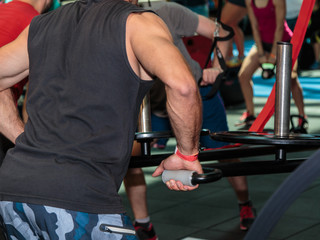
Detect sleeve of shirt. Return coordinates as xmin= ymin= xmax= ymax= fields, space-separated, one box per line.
xmin=161 ymin=2 xmax=199 ymax=37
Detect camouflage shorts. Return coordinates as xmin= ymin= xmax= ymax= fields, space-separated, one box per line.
xmin=0 ymin=201 xmax=137 ymax=240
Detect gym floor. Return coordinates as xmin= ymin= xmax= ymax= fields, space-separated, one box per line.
xmin=120 ymin=69 xmax=320 ymax=240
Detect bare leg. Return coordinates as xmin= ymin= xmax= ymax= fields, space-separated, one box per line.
xmin=124 ymin=167 xmax=149 ymax=219
xmin=221 ymin=2 xmax=247 ymax=59
xmin=124 ymin=142 xmax=158 ymax=238
xmin=238 ymin=46 xmax=260 ymax=116
xmin=228 ymin=175 xmax=249 ymax=202
xmin=219 ymin=158 xmax=255 ymax=231
xmin=219 ymin=158 xmax=249 ymax=202
xmin=124 ymin=141 xmax=149 ymax=220
xmin=291 ymin=61 xmax=306 ymax=117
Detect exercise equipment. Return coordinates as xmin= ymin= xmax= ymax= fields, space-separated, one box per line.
xmin=133 ymin=43 xmax=317 ymax=178
xmin=290 ymin=114 xmax=308 ymax=133
xmin=194 ymin=0 xmax=235 ymax=101
xmin=218 ymin=66 xmax=244 ymax=107
xmin=135 ymin=129 xmax=210 ymax=157
xmin=182 ymin=0 xmax=243 ymax=105
xmin=133 ymin=41 xmax=319 ymax=180
xmin=260 ymin=63 xmax=275 ymax=79
xmin=162 ymin=167 xmax=222 ymax=187
xmin=212 ymin=131 xmax=320 ymax=147
xmin=133 ymin=0 xmax=316 ymax=188
xmin=212 ymin=42 xmax=320 ymax=163
xmin=137 ymin=92 xmax=152 ymax=156
xmin=135 ymin=129 xmax=224 ymax=184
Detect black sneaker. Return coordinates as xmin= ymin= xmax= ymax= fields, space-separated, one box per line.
xmin=134 ymin=222 xmax=158 ymax=240
xmin=290 ymin=115 xmax=308 ymax=134
xmin=239 ymin=200 xmax=256 ymax=231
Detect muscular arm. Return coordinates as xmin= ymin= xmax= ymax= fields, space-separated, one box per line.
xmin=0 ymin=26 xmax=30 ymax=90
xmin=0 ymin=26 xmax=29 ymax=143
xmin=0 ymin=89 xmax=24 ymax=143
xmin=126 ymin=12 xmax=203 ymax=190
xmin=127 ymin=12 xmax=202 ymax=155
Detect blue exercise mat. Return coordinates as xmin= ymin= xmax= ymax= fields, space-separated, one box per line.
xmin=253 ymin=76 xmax=320 ymax=100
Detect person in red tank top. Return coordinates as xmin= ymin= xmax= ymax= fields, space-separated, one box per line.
xmin=0 ymin=0 xmax=53 ymax=162
xmin=236 ymin=0 xmax=308 ymax=133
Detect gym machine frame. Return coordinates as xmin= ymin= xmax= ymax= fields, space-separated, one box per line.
xmin=132 ymin=42 xmax=320 ymax=183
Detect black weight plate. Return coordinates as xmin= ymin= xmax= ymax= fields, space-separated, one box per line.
xmin=211 ymin=131 xmax=320 ymax=146
xmin=135 ymin=129 xmax=210 ymax=141
xmin=135 ymin=131 xmax=173 ymax=141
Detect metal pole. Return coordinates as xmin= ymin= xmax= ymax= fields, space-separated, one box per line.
xmin=274 ymin=42 xmax=292 ymax=161
xmin=138 ymin=93 xmax=152 ymax=156
xmin=274 ymin=42 xmax=292 ymax=137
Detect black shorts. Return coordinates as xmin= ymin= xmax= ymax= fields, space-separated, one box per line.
xmin=228 ymin=0 xmax=246 ymax=8
xmin=262 ymin=42 xmax=273 ymax=53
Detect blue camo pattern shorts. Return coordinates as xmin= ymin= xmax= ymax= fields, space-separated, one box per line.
xmin=0 ymin=201 xmax=137 ymax=240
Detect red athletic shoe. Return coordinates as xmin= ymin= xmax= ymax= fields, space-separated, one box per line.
xmin=239 ymin=111 xmax=250 ymax=121
xmin=239 ymin=201 xmax=256 ymax=231
xmin=134 ymin=222 xmax=158 ymax=240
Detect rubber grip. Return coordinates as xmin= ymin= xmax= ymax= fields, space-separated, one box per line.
xmin=162 ymin=170 xmax=196 ymax=186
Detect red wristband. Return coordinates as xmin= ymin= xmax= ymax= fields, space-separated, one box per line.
xmin=175 ymin=148 xmax=199 ymax=162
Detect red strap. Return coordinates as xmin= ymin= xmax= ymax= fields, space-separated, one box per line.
xmin=175 ymin=148 xmax=199 ymax=162
xmin=204 ymin=143 xmax=242 ymax=151
xmin=249 ymin=0 xmax=315 ymax=133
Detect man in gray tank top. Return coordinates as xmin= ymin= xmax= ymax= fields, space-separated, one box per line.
xmin=0 ymin=0 xmax=202 ymax=238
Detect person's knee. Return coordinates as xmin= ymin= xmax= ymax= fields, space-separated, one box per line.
xmin=291 ymin=71 xmax=298 ymax=80
xmin=238 ymin=72 xmax=248 ymax=85
xmin=124 ymin=168 xmax=146 ymax=187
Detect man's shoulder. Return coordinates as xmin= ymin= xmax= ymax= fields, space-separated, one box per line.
xmin=127 ymin=10 xmax=163 ymax=30
xmin=142 ymin=1 xmax=186 ymax=13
